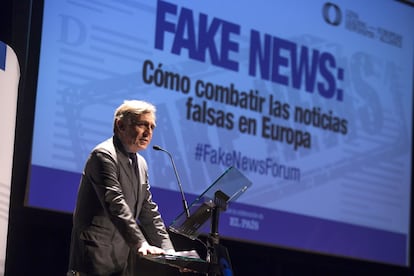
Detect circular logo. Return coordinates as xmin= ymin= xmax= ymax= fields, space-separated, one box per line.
xmin=323 ymin=2 xmax=342 ymax=26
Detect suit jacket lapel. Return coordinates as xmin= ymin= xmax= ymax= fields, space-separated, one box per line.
xmin=117 ymin=151 xmax=140 ymax=210
xmin=118 ymin=153 xmax=135 ymax=184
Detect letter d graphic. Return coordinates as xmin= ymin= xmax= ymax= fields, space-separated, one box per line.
xmin=58 ymin=15 xmax=87 ymax=46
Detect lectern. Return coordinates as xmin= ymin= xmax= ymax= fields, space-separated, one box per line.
xmin=143 ymin=166 xmax=252 ymax=275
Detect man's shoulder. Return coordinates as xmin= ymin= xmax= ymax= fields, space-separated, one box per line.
xmin=136 ymin=153 xmax=148 ymax=168
xmin=94 ymin=137 xmax=115 ymax=150
xmin=93 ymin=137 xmax=117 ymax=155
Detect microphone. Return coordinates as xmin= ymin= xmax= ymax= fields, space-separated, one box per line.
xmin=153 ymin=145 xmax=191 ymax=218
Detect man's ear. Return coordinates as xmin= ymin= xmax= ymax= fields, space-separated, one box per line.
xmin=116 ymin=120 xmax=125 ymax=131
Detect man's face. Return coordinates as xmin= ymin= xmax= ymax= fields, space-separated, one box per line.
xmin=117 ymin=112 xmax=155 ymax=153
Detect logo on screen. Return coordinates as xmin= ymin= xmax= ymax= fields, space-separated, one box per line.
xmin=322 ymin=2 xmax=342 ymax=26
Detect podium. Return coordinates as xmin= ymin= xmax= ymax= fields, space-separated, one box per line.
xmin=144 ymin=166 xmax=252 ymax=275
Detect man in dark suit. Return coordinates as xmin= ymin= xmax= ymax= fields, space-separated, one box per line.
xmin=68 ymin=100 xmax=175 ymax=275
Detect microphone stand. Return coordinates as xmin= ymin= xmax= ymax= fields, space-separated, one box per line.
xmin=153 ymin=145 xmax=190 ymax=218
xmin=206 ymin=190 xmax=231 ymax=276
xmin=153 ymin=146 xmax=233 ymax=275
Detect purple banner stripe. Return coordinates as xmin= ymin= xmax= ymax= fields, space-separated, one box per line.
xmin=218 ymin=204 xmax=407 ymax=266
xmin=27 ymin=165 xmax=407 ymax=266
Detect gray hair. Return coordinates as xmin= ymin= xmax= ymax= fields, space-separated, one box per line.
xmin=113 ymin=100 xmax=156 ymax=132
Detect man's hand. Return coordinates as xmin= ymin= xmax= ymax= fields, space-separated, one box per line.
xmin=137 ymin=241 xmax=165 ymax=256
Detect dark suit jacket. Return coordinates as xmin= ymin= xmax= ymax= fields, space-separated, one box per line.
xmin=68 ymin=136 xmax=173 ymax=275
